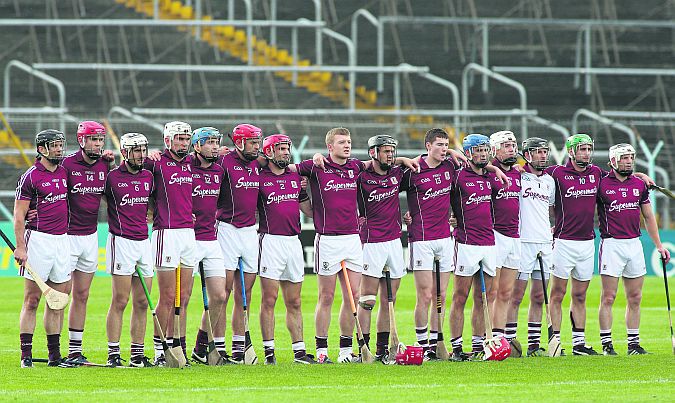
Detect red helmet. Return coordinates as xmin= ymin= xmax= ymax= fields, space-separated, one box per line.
xmin=262 ymin=134 xmax=292 ymax=157
xmin=230 ymin=123 xmax=262 ymax=146
xmin=77 ymin=120 xmax=106 ymax=148
xmin=483 ymin=336 xmax=511 ymax=361
xmin=395 ymin=345 xmax=423 ymax=365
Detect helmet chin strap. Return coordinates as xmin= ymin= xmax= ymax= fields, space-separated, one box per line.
xmin=498 ymin=156 xmax=517 ymax=166
xmin=617 ymin=168 xmax=633 ymax=176
xmin=170 ymin=148 xmax=188 ymax=159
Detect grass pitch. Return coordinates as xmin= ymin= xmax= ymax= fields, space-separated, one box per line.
xmin=1 ymin=275 xmax=673 ymax=402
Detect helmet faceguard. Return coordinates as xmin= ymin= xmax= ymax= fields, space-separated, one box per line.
xmin=230 ymin=123 xmax=262 ymax=161
xmin=191 ymin=127 xmax=222 ymax=163
xmin=565 ymin=134 xmax=594 ymax=168
xmin=609 ymin=143 xmax=636 ymax=176
xmin=35 ymin=129 xmax=66 ymax=164
xmin=163 ymin=121 xmax=192 ymax=159
xmin=262 ymin=134 xmax=292 ymax=168
xmin=521 ymin=137 xmax=550 ymax=171
xmin=463 ymin=134 xmax=490 ymax=169
xmin=490 ymin=130 xmax=518 ymax=166
xmin=367 ymin=134 xmax=398 ymax=170
xmin=77 ymin=121 xmax=106 ymax=160
xmin=120 ymin=132 xmax=149 ymax=170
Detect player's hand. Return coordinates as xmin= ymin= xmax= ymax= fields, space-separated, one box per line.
xmin=25 ymin=209 xmax=37 ymax=223
xmin=219 ymin=145 xmax=230 ymax=156
xmin=399 ymin=157 xmax=420 ymax=172
xmin=313 ymin=153 xmax=327 ymax=170
xmin=403 ymin=211 xmax=412 ymax=225
xmin=495 ymin=168 xmax=510 ymax=186
xmin=634 ymin=172 xmax=656 ymax=187
xmin=300 ymin=177 xmax=308 ymax=190
xmin=358 ymin=216 xmax=366 ymax=227
xmin=513 ymin=164 xmax=525 ymax=173
xmin=101 ymin=149 xmax=115 ymax=162
xmin=447 ymin=149 xmax=468 ymax=166
xmin=658 ymin=246 xmax=671 ymax=264
xmin=14 ymin=246 xmax=27 ymax=266
xmin=192 ymin=214 xmax=196 ymax=224
xmin=449 ymin=216 xmax=457 ymax=227
xmin=148 ymin=149 xmax=162 ymax=161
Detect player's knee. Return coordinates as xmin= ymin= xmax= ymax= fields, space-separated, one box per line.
xmin=497 ymin=286 xmax=512 ymax=302
xmin=210 ymin=289 xmax=227 ymax=306
xmin=23 ymin=295 xmax=40 ymax=312
xmin=132 ymin=296 xmax=148 ymax=311
xmin=601 ymin=290 xmax=616 ymax=306
xmin=261 ymin=292 xmax=278 ymax=309
xmin=571 ymin=289 xmax=587 ymax=304
xmin=285 ymin=296 xmax=302 ymax=313
xmin=72 ymin=287 xmax=90 ymax=304
xmin=358 ymin=294 xmax=377 ymax=311
xmin=626 ymin=290 xmax=642 ymax=307
xmin=318 ymin=291 xmax=335 ymax=306
xmin=112 ymin=295 xmax=130 ymax=312
xmin=530 ymin=289 xmax=544 ymax=305
xmin=452 ymin=291 xmax=468 ymax=307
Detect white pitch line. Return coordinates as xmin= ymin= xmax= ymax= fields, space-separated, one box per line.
xmin=1 ymin=378 xmax=671 ymax=396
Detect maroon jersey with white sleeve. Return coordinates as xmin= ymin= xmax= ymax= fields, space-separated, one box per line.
xmin=105 ymin=164 xmax=154 ymax=241
xmin=597 ymin=171 xmax=650 ymax=239
xmin=143 ymin=150 xmax=193 ymax=230
xmin=258 ymin=167 xmax=308 ymax=236
xmin=191 ymin=158 xmax=223 ymax=241
xmin=15 ymin=160 xmax=69 ymax=235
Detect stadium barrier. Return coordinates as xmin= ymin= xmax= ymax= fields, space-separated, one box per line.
xmin=0 ymin=222 xmax=672 ymax=277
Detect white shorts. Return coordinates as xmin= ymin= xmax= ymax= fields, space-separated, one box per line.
xmin=259 ymin=233 xmax=304 ymax=283
xmin=194 ymin=240 xmax=226 ymax=278
xmin=494 ymin=231 xmax=521 ymax=269
xmin=552 ymin=238 xmax=595 ymax=281
xmin=453 ymin=241 xmax=496 ymax=277
xmin=23 ymin=230 xmax=70 ymax=284
xmin=151 ymin=228 xmax=197 ymax=270
xmin=217 ymin=222 xmax=258 ymax=274
xmin=362 ymin=239 xmax=406 ymax=279
xmin=68 ymin=233 xmax=99 ymax=273
xmin=598 ymin=238 xmax=646 ymax=279
xmin=518 ymin=242 xmax=552 ymax=281
xmin=106 ymin=234 xmax=153 ymax=277
xmin=314 ymin=233 xmax=363 ymax=276
xmin=408 ymin=237 xmax=454 ymax=273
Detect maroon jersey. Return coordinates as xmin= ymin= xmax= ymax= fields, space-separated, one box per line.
xmin=546 ymin=162 xmax=606 ymax=241
xmin=105 ymin=164 xmax=154 ymax=241
xmin=400 ymin=156 xmax=455 ymax=242
xmin=16 ymin=160 xmax=69 ymax=235
xmin=490 ymin=161 xmax=521 ymax=238
xmin=191 ymin=158 xmax=223 ymax=241
xmin=62 ymin=151 xmax=109 ymax=236
xmin=217 ymin=152 xmax=260 ymax=228
xmin=258 ymin=167 xmax=308 ymax=236
xmin=597 ymin=171 xmax=650 ymax=239
xmin=296 ymin=156 xmax=364 ymax=235
xmin=357 ymin=165 xmax=404 ymax=243
xmin=143 ymin=150 xmax=193 ymax=230
xmin=451 ymin=167 xmax=495 ymax=246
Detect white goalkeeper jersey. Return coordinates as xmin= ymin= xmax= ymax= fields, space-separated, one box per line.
xmin=519 ymin=166 xmax=556 ymax=243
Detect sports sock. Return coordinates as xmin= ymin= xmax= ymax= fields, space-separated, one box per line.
xmin=107 ymin=341 xmax=120 ymax=358
xmin=232 ymin=334 xmax=245 ymax=357
xmin=130 ymin=342 xmax=144 ymax=360
xmin=68 ymin=328 xmax=83 ymax=357
xmin=195 ymin=329 xmax=208 ymax=353
xmin=339 ymin=335 xmax=353 ymax=357
xmin=492 ymin=328 xmax=504 ymax=338
xmin=166 ymin=337 xmax=174 ymax=351
xmin=20 ymin=333 xmax=33 ymax=360
xmin=214 ymin=337 xmax=226 ymax=355
xmin=179 ymin=336 xmax=187 ymax=358
xmin=451 ymin=336 xmax=463 ymax=353
xmin=362 ymin=333 xmax=370 ymax=349
xmin=153 ymin=336 xmax=163 ymax=359
xmin=528 ymin=322 xmax=542 ymax=349
xmin=571 ymin=327 xmax=585 ymax=347
xmin=375 ymin=332 xmax=389 ymax=356
xmin=315 ymin=336 xmax=328 ymax=357
xmin=471 ymin=335 xmax=484 ymax=353
xmin=600 ymin=329 xmax=612 ymax=346
xmin=627 ymin=328 xmax=640 ymax=347
xmin=505 ymin=322 xmax=517 ymax=340
xmin=47 ymin=334 xmax=61 ymax=362
xmin=263 ymin=339 xmax=275 ymax=358
xmin=292 ymin=340 xmax=306 ymax=359
xmin=415 ymin=326 xmax=429 ymax=351
xmin=429 ymin=331 xmax=438 ymax=352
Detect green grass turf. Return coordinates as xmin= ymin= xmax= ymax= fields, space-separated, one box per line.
xmin=1 ymin=275 xmax=673 ymax=402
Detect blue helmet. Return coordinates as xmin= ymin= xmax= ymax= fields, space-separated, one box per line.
xmin=191 ymin=127 xmax=222 ymax=147
xmin=462 ymin=134 xmax=490 ymax=154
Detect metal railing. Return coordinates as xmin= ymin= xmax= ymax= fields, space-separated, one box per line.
xmin=3 ymin=60 xmax=67 ymax=132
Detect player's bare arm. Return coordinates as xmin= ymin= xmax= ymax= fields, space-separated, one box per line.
xmin=12 ymin=199 xmax=30 ymax=265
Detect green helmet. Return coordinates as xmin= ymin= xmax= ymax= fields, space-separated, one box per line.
xmin=565 ymin=134 xmax=594 ymax=167
xmin=565 ymin=134 xmax=593 ymax=153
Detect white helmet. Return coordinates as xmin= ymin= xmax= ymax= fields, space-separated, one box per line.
xmin=163 ymin=121 xmax=191 ymax=142
xmin=489 ymin=130 xmax=517 ymax=154
xmin=120 ymin=132 xmax=149 ymax=155
xmin=608 ymin=143 xmax=636 ymax=170
xmin=120 ymin=132 xmax=148 ymax=168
